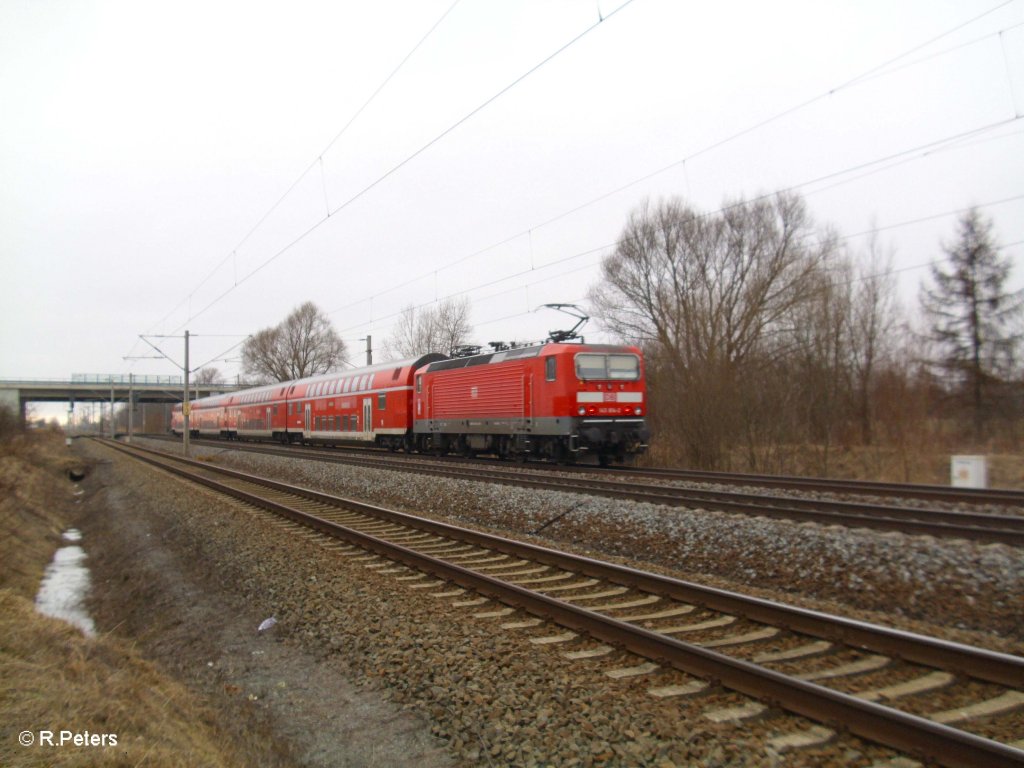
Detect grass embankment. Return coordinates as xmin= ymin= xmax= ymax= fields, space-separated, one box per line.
xmin=760 ymin=444 xmax=1024 ymax=487
xmin=0 ymin=429 xmax=243 ymax=767
xmin=647 ymin=439 xmax=1024 ymax=488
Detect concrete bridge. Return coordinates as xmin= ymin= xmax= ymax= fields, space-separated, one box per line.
xmin=0 ymin=374 xmax=242 ymax=425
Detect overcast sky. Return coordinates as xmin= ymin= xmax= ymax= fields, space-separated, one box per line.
xmin=3 ymin=0 xmax=1023 ymax=421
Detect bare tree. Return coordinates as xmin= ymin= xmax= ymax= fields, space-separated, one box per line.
xmin=849 ymin=230 xmax=900 ymax=444
xmin=242 ymin=302 xmax=348 ymax=383
xmin=385 ymin=297 xmax=472 ymax=358
xmin=789 ymin=257 xmax=852 ymax=474
xmin=193 ymin=366 xmax=223 ymax=385
xmin=590 ymin=192 xmax=833 ymax=468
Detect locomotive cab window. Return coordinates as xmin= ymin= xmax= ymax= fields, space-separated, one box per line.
xmin=545 ymin=356 xmax=557 ymax=382
xmin=608 ymin=354 xmax=640 ymax=380
xmin=575 ymin=353 xmax=640 ymax=381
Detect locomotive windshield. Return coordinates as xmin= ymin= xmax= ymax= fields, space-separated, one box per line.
xmin=575 ymin=353 xmax=640 ymax=381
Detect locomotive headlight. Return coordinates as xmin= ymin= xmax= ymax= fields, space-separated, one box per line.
xmin=635 ymin=407 xmax=643 ymax=416
xmin=577 ymin=406 xmax=586 ymax=415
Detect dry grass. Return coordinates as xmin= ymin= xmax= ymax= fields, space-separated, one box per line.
xmin=0 ymin=429 xmax=245 ymax=768
xmin=647 ymin=432 xmax=1024 ymax=489
xmin=0 ymin=590 xmax=242 ymax=767
xmin=0 ymin=430 xmax=81 ymax=598
xmin=752 ymin=444 xmax=1024 ymax=488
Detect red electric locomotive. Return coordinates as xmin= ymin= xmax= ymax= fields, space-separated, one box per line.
xmin=413 ymin=342 xmax=649 ymax=465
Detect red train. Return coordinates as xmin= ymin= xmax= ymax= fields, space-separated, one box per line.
xmin=171 ymin=342 xmax=649 ymax=465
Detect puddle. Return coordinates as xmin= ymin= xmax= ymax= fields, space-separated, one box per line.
xmin=35 ymin=528 xmax=96 ymax=636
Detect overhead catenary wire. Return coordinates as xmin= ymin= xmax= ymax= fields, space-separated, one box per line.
xmin=332 ymin=187 xmax=1024 ymax=346
xmin=138 ymin=1 xmax=1021 ymax=373
xmin=332 ymin=112 xmax=1023 ymax=338
xmin=131 ymin=0 xmax=463 ymax=353
xmin=190 ymin=337 xmax=252 ymax=375
xmin=163 ymin=0 xmax=639 ymax=337
xmin=174 ymin=111 xmax=1024 ymax=367
xmin=327 ymin=8 xmax=1024 ymax=320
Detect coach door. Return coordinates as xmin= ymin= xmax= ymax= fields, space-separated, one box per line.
xmin=523 ymin=373 xmax=533 ymax=425
xmin=362 ymin=398 xmax=373 ymax=437
xmin=304 ymin=404 xmax=311 ymax=434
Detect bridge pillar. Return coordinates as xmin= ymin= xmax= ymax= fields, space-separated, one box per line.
xmin=0 ymin=388 xmax=24 ymax=426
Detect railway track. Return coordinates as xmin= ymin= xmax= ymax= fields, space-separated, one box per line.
xmin=152 ymin=434 xmax=1024 ymax=507
xmin=159 ymin=436 xmax=1024 ymax=545
xmin=603 ymin=465 xmax=1024 ymax=507
xmin=106 ymin=439 xmax=1024 ymax=768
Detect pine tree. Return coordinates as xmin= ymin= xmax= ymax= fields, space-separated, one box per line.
xmin=919 ymin=209 xmax=1023 ymax=438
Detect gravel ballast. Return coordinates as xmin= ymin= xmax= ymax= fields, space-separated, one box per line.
xmin=78 ymin=439 xmax=1022 ymax=766
xmin=176 ymin=441 xmax=1023 ymax=645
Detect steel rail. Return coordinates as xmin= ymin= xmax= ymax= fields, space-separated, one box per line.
xmin=106 ymin=439 xmax=1024 ymax=768
xmin=179 ymin=437 xmax=1024 ymax=544
xmin=154 ymin=434 xmax=1024 ymax=507
xmin=599 ymin=465 xmax=1024 ymax=507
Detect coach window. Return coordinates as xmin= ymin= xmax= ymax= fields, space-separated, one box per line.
xmin=377 ymin=392 xmax=386 ymax=410
xmin=351 ymin=414 xmax=358 ymax=431
xmin=545 ymin=356 xmax=557 ymax=382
